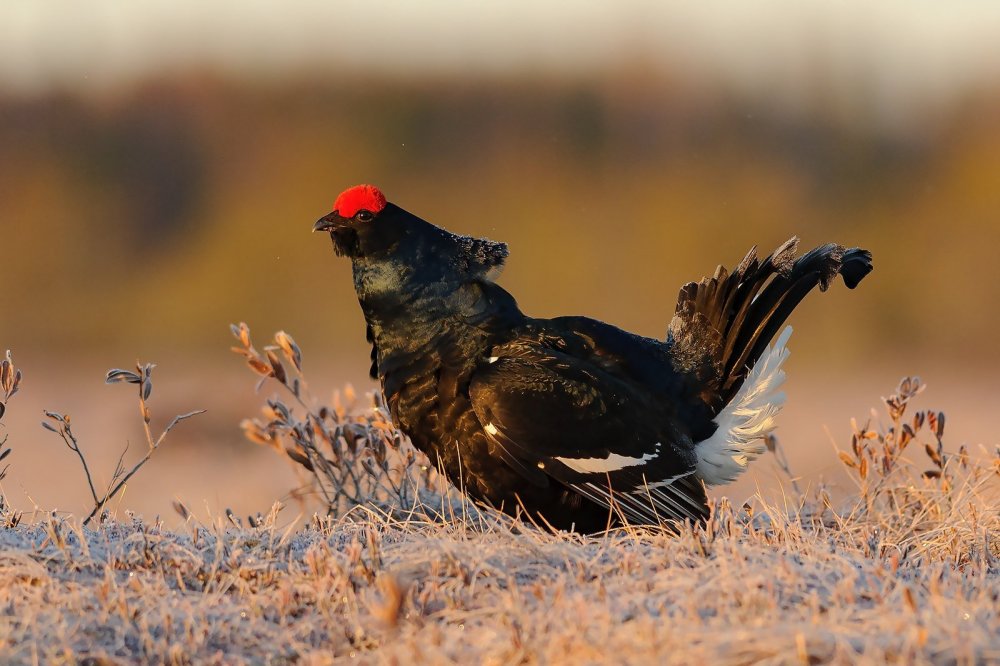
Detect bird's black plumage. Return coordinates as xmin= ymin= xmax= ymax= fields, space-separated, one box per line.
xmin=315 ymin=186 xmax=873 ymax=532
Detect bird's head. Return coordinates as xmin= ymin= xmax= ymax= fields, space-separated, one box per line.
xmin=314 ymin=184 xmax=509 ymax=282
xmin=313 ymin=184 xmax=391 ymax=258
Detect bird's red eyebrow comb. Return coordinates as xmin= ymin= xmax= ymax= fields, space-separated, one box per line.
xmin=334 ymin=185 xmax=387 ymax=218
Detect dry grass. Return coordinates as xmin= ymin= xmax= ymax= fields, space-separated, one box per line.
xmin=0 ymin=489 xmax=997 ymax=664
xmin=0 ymin=372 xmax=998 ymax=664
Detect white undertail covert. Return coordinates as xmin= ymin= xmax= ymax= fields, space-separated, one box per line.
xmin=695 ymin=325 xmax=793 ymax=485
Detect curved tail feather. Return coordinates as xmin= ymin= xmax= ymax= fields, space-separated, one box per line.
xmin=669 ymin=238 xmax=871 ymax=485
xmin=668 ymin=237 xmax=873 ymax=413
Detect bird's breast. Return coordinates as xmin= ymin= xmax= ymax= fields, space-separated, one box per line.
xmin=354 ymin=259 xmax=410 ymax=299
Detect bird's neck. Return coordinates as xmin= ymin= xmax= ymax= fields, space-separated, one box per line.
xmin=351 ymin=257 xmax=524 ymax=371
xmin=353 ymin=257 xmax=451 ymax=338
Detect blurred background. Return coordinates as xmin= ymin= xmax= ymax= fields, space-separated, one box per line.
xmin=1 ymin=1 xmax=998 ymax=523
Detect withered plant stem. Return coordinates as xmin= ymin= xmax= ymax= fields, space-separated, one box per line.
xmin=42 ymin=363 xmax=205 ymax=527
xmin=81 ymin=409 xmax=205 ymax=526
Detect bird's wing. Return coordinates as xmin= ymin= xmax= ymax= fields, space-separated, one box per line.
xmin=468 ymin=340 xmax=707 ymax=524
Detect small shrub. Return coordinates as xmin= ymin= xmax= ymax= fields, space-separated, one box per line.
xmin=824 ymin=376 xmax=1000 ymax=564
xmin=739 ymin=375 xmax=1000 ymax=568
xmin=0 ymin=350 xmax=22 ymax=527
xmin=232 ymin=323 xmax=441 ymax=518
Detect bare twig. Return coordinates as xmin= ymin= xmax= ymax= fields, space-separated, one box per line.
xmin=82 ymin=409 xmax=206 ymax=526
xmin=42 ymin=362 xmax=205 ymax=526
xmin=42 ymin=412 xmax=100 ymax=505
xmin=765 ymin=433 xmax=803 ymax=496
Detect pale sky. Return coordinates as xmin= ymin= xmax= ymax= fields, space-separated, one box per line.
xmin=2 ymin=1 xmax=999 ymax=122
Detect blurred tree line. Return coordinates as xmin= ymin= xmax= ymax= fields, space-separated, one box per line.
xmin=1 ymin=73 xmax=997 ymax=375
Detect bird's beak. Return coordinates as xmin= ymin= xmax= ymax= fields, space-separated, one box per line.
xmin=313 ymin=212 xmax=342 ymax=233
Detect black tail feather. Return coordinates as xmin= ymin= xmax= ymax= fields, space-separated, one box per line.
xmin=840 ymin=247 xmax=875 ymax=289
xmin=669 ymin=237 xmax=873 ymax=411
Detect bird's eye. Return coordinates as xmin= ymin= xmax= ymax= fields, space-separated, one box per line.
xmin=356 ymin=210 xmax=374 ymax=222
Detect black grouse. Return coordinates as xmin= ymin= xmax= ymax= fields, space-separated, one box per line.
xmin=314 ymin=184 xmax=873 ymax=533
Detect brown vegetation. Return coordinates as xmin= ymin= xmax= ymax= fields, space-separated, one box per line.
xmin=0 ymin=350 xmax=22 ymax=527
xmin=232 ymin=322 xmax=438 ymax=516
